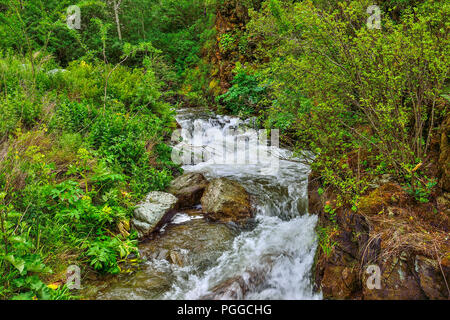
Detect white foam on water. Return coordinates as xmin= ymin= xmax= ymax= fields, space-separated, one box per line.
xmin=165 ymin=215 xmax=321 ymax=300
xmin=162 ymin=110 xmax=322 ymax=300
xmin=171 ymin=213 xmax=203 ymax=225
xmin=95 ymin=110 xmax=321 ymax=300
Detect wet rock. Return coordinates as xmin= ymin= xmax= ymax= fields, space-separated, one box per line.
xmin=169 ymin=251 xmax=184 ymax=267
xmin=201 ymin=269 xmax=268 ymax=300
xmin=362 ymin=254 xmax=426 ymax=300
xmin=307 ymin=176 xmax=323 ymax=215
xmin=415 ymin=255 xmax=449 ymax=300
xmin=167 ymin=172 xmax=209 ymax=208
xmin=140 ymin=218 xmax=235 ymax=271
xmin=131 ymin=192 xmax=178 ymax=239
xmin=200 ymin=255 xmax=276 ymax=300
xmin=83 ymin=264 xmax=175 ymax=300
xmin=201 ymin=178 xmax=252 ymax=223
xmin=321 ymin=265 xmax=359 ymax=299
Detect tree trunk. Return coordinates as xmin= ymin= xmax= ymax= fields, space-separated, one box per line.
xmin=113 ymin=0 xmax=122 ymax=41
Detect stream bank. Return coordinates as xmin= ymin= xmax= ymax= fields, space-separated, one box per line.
xmin=309 ymin=134 xmax=450 ymax=300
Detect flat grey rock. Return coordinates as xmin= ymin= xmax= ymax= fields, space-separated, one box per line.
xmin=131 ymin=191 xmax=178 ymax=239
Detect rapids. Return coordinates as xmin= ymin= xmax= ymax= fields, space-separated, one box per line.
xmin=85 ymin=108 xmax=321 ymax=300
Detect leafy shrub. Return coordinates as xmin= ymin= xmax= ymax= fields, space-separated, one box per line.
xmin=0 ymin=89 xmax=41 ymax=135
xmin=50 ymin=100 xmax=95 ymax=133
xmin=404 ymin=175 xmax=437 ymax=203
xmin=247 ymin=0 xmax=449 ymax=201
xmin=219 ymin=33 xmax=236 ymax=53
xmin=218 ymin=67 xmax=266 ymax=116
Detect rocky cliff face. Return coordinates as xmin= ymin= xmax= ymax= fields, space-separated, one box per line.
xmin=208 ymin=1 xmax=255 ymax=95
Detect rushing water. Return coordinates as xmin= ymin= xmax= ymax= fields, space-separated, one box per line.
xmin=87 ymin=108 xmax=321 ymax=300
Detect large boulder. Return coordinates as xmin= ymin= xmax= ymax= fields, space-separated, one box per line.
xmin=201 ymin=268 xmax=270 ymax=300
xmin=131 ymin=192 xmax=178 ymax=239
xmin=167 ymin=172 xmax=209 ymax=208
xmin=200 ymin=178 xmax=252 ymax=223
xmin=140 ymin=217 xmax=235 ymax=271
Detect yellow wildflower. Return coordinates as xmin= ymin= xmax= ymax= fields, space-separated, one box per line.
xmin=47 ymin=283 xmax=59 ymax=290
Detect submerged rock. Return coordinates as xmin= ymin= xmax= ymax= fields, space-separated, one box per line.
xmin=131 ymin=192 xmax=178 ymax=239
xmin=140 ymin=218 xmax=235 ymax=271
xmin=167 ymin=172 xmax=209 ymax=208
xmin=200 ymin=254 xmax=279 ymax=300
xmin=201 ymin=269 xmax=269 ymax=300
xmin=201 ymin=178 xmax=253 ymax=223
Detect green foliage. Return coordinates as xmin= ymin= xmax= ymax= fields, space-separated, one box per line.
xmin=403 ymin=175 xmax=437 ymax=203
xmin=246 ymin=0 xmax=449 ymax=202
xmin=0 ymin=23 xmax=180 ymax=299
xmin=218 ymin=66 xmax=266 ymax=116
xmin=317 ymin=225 xmax=337 ymax=258
xmin=219 ymin=33 xmax=236 ymax=53
xmin=51 ymin=100 xmax=94 ymax=133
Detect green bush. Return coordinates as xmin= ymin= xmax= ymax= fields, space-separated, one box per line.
xmin=0 ymin=50 xmax=179 ymax=299
xmin=218 ymin=67 xmax=266 ymax=117
xmin=246 ymin=0 xmax=449 ymax=201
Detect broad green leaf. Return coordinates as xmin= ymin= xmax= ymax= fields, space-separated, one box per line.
xmin=5 ymin=255 xmax=26 ymax=273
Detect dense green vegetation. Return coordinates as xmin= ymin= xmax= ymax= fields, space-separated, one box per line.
xmin=0 ymin=0 xmax=448 ymax=300
xmin=0 ymin=0 xmax=218 ymax=299
xmin=245 ymin=0 xmax=449 ymax=202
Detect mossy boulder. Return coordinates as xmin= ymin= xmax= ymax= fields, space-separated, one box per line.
xmin=358 ymin=183 xmax=407 ymax=215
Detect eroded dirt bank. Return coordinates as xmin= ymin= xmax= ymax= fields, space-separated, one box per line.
xmin=310 ymin=118 xmax=450 ymax=299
